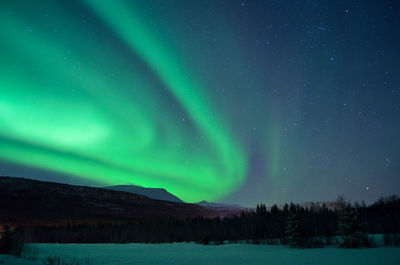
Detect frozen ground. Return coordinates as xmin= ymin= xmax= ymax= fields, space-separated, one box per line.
xmin=1 ymin=243 xmax=399 ymax=265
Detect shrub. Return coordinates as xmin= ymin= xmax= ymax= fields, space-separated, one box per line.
xmin=363 ymin=235 xmax=376 ymax=248
xmin=21 ymin=244 xmax=39 ymax=261
xmin=196 ymin=236 xmax=210 ymax=245
xmin=383 ymin=233 xmax=400 ymax=246
xmin=43 ymin=256 xmax=89 ymax=265
xmin=325 ymin=236 xmax=338 ymax=245
xmin=292 ymin=236 xmax=326 ymax=248
xmin=0 ymin=226 xmax=27 ymax=257
xmin=0 ymin=226 xmax=13 ymax=254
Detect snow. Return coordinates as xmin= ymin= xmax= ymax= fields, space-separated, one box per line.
xmin=1 ymin=243 xmax=399 ymax=265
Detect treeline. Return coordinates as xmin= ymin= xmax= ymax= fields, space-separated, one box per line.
xmin=6 ymin=195 xmax=400 ymax=248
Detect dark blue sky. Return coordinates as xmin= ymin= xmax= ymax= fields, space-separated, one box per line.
xmin=0 ymin=0 xmax=399 ymax=206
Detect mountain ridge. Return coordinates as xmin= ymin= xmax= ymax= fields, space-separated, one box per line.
xmin=104 ymin=185 xmax=184 ymax=203
xmin=0 ymin=176 xmax=216 ymax=225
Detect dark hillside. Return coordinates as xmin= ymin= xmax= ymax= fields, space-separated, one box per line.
xmin=0 ymin=177 xmax=214 ymax=225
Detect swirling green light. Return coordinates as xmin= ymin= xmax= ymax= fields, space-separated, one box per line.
xmin=0 ymin=1 xmax=247 ymax=202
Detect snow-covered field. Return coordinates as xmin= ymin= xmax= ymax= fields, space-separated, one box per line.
xmin=1 ymin=243 xmax=399 ymax=265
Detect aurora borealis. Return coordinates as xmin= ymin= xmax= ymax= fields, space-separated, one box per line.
xmin=1 ymin=1 xmax=399 ymax=206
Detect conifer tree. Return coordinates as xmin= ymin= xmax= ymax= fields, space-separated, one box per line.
xmin=0 ymin=225 xmax=13 ymax=254
xmin=338 ymin=207 xmax=368 ymax=248
xmin=286 ymin=208 xmax=300 ymax=247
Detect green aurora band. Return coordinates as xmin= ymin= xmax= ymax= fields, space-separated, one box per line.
xmin=0 ymin=1 xmax=247 ymax=202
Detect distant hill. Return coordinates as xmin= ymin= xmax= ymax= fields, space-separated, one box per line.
xmin=196 ymin=200 xmax=244 ymax=217
xmin=105 ymin=185 xmax=183 ymax=203
xmin=0 ymin=177 xmax=215 ymax=225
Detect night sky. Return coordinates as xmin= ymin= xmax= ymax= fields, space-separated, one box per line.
xmin=0 ymin=0 xmax=399 ymax=206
